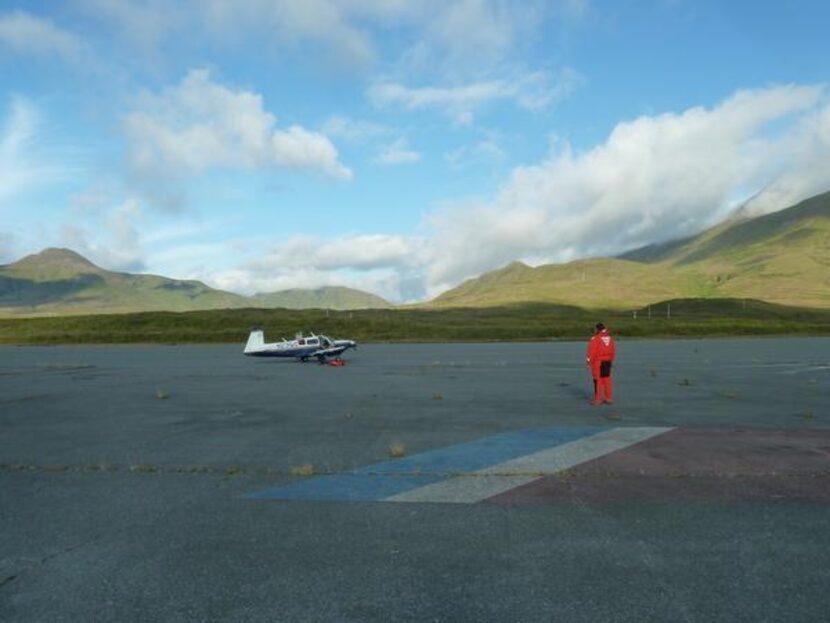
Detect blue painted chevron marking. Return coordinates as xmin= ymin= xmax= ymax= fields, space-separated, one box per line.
xmin=247 ymin=426 xmax=609 ymax=502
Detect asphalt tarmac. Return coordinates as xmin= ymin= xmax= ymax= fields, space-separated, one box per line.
xmin=1 ymin=338 xmax=829 ymax=621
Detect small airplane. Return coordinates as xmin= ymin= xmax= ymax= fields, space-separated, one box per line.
xmin=244 ymin=329 xmax=357 ymax=363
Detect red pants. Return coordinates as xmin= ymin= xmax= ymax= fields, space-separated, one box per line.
xmin=591 ymin=363 xmax=613 ymax=402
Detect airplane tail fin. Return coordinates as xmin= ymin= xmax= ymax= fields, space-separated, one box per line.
xmin=244 ymin=328 xmax=265 ymax=354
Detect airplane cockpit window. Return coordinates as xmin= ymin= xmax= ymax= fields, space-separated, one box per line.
xmin=308 ymin=338 xmax=319 ymax=346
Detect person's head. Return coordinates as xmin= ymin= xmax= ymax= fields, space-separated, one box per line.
xmin=594 ymin=322 xmax=605 ymax=333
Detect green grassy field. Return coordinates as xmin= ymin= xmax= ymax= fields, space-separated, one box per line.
xmin=1 ymin=299 xmax=829 ymax=345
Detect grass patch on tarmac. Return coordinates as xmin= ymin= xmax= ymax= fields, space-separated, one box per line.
xmin=1 ymin=298 xmax=830 ymax=344
xmin=289 ymin=464 xmax=315 ymax=477
xmin=388 ymin=442 xmax=407 ymax=458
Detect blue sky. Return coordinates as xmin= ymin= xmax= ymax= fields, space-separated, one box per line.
xmin=1 ymin=0 xmax=829 ymax=302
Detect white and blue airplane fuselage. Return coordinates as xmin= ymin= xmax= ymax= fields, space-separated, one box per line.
xmin=244 ymin=330 xmax=356 ymax=362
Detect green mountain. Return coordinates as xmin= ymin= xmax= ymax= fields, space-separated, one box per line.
xmin=0 ymin=248 xmax=249 ymax=316
xmin=428 ymin=190 xmax=830 ymax=309
xmin=251 ymin=286 xmax=392 ymax=310
xmin=5 ymin=189 xmax=828 ymax=316
xmin=427 ymin=257 xmax=683 ymax=309
xmin=624 ymin=190 xmax=830 ymax=307
xmin=0 ymin=248 xmax=390 ymax=316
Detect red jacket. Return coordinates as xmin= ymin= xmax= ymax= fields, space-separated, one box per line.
xmin=586 ymin=329 xmax=616 ymax=366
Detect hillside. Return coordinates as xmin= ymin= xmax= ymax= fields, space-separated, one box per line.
xmin=429 ymin=190 xmax=830 ymax=309
xmin=4 ymin=189 xmax=829 ymax=316
xmin=0 ymin=249 xmax=390 ymax=316
xmin=251 ymin=286 xmax=391 ymax=310
xmin=625 ymin=190 xmax=830 ymax=307
xmin=428 ymin=259 xmax=680 ymax=309
xmin=0 ymin=248 xmax=249 ymax=316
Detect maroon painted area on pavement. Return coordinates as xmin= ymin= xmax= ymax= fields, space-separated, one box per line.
xmin=489 ymin=428 xmax=830 ymax=505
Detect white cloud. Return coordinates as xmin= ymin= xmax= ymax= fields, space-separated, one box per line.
xmin=199 ymin=0 xmax=548 ymax=74
xmin=125 ymin=69 xmax=352 ymax=181
xmin=147 ymin=241 xmax=239 ymax=279
xmin=445 ymin=140 xmax=505 ymax=169
xmin=209 ymin=265 xmax=404 ymax=302
xmin=739 ymin=101 xmax=830 ymax=216
xmin=0 ymin=97 xmax=71 ymax=201
xmin=210 ymin=84 xmax=830 ymax=302
xmin=204 ymin=233 xmax=428 ymax=300
xmin=374 ymin=138 xmax=421 ymax=165
xmin=397 ymin=1 xmax=537 ymax=77
xmin=0 ymin=10 xmax=89 ymax=62
xmin=367 ymin=68 xmax=584 ymax=117
xmin=59 ymin=0 xmax=553 ymax=77
xmin=0 ymin=98 xmax=38 ymax=200
xmin=376 ymin=0 xmax=568 ymax=83
xmin=202 ymin=0 xmax=375 ymax=69
xmin=198 ymin=1 xmax=576 ymax=84
xmin=252 ymin=234 xmax=425 ymax=272
xmin=74 ymin=0 xmax=178 ymax=67
xmin=422 ymin=84 xmax=828 ymax=294
xmin=369 ymin=81 xmax=506 ymax=109
xmin=60 ymin=198 xmax=146 ymax=272
xmin=322 ymin=116 xmax=421 ymax=167
xmin=141 ymin=220 xmax=229 ymax=246
xmin=354 ymin=1 xmax=583 ymax=126
xmin=321 ymin=115 xmax=391 ymax=143
xmin=57 ymin=81 xmax=824 ymax=305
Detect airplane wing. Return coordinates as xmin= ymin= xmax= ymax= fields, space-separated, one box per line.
xmin=311 ymin=346 xmax=347 ymax=358
xmin=310 ymin=339 xmax=356 ymax=359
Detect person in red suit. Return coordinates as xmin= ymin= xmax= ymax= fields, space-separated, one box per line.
xmin=586 ymin=322 xmax=616 ymax=405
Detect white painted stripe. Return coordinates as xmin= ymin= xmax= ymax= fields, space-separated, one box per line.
xmin=386 ymin=426 xmax=673 ymax=504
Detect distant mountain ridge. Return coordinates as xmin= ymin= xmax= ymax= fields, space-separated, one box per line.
xmin=11 ymin=248 xmax=101 ymax=275
xmin=4 ymin=189 xmax=829 ymax=316
xmin=251 ymin=286 xmax=391 ymax=310
xmin=0 ymin=249 xmax=391 ymax=316
xmin=428 ymin=190 xmax=830 ymax=309
xmin=620 ymin=190 xmax=830 ymax=265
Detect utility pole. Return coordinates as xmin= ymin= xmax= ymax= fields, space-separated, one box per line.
xmin=667 ymin=303 xmax=671 ymax=319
